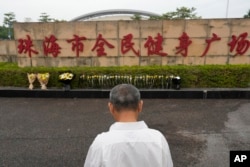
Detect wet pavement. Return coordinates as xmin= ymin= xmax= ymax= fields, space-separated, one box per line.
xmin=0 ymin=98 xmax=250 ymax=167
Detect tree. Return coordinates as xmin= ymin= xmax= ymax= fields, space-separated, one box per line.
xmin=38 ymin=13 xmax=65 ymax=22
xmin=0 ymin=26 xmax=9 ymax=39
xmin=149 ymin=7 xmax=201 ymax=20
xmin=131 ymin=14 xmax=142 ymax=20
xmin=243 ymin=9 xmax=250 ymax=18
xmin=3 ymin=12 xmax=16 ymax=39
xmin=38 ymin=12 xmax=53 ymax=22
xmin=53 ymin=19 xmax=67 ymax=22
xmin=3 ymin=12 xmax=16 ymax=27
xmin=148 ymin=15 xmax=163 ymax=20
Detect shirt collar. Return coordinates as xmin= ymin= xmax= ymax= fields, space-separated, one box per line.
xmin=109 ymin=121 xmax=148 ymax=131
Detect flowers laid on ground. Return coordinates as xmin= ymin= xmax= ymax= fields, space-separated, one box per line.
xmin=59 ymin=72 xmax=75 ymax=90
xmin=171 ymin=76 xmax=181 ymax=90
xmin=27 ymin=73 xmax=37 ymax=90
xmin=79 ymin=74 xmax=133 ymax=88
xmin=59 ymin=72 xmax=74 ymax=81
xmin=79 ymin=74 xmax=181 ymax=89
xmin=26 ymin=72 xmax=180 ymax=90
xmin=37 ymin=73 xmax=50 ymax=90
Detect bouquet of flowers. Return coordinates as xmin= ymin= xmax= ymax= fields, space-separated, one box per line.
xmin=27 ymin=73 xmax=37 ymax=90
xmin=59 ymin=72 xmax=74 ymax=90
xmin=37 ymin=73 xmax=50 ymax=90
xmin=165 ymin=75 xmax=181 ymax=89
xmin=171 ymin=76 xmax=181 ymax=90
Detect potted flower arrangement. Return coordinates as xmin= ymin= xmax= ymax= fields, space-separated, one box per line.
xmin=37 ymin=73 xmax=50 ymax=90
xmin=59 ymin=72 xmax=75 ymax=90
xmin=27 ymin=73 xmax=37 ymax=90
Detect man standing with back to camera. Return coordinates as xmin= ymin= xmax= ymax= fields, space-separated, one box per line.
xmin=84 ymin=84 xmax=173 ymax=167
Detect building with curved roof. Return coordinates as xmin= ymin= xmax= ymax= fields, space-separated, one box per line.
xmin=71 ymin=9 xmax=160 ymax=21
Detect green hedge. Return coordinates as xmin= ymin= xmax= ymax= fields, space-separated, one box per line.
xmin=0 ymin=62 xmax=250 ymax=89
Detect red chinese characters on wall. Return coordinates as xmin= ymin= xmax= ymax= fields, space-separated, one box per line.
xmin=121 ymin=34 xmax=140 ymax=56
xmin=67 ymin=35 xmax=87 ymax=57
xmin=176 ymin=32 xmax=192 ymax=57
xmin=17 ymin=31 xmax=250 ymax=58
xmin=144 ymin=33 xmax=167 ymax=56
xmin=228 ymin=32 xmax=250 ymax=56
xmin=91 ymin=34 xmax=115 ymax=56
xmin=17 ymin=35 xmax=38 ymax=57
xmin=201 ymin=33 xmax=221 ymax=57
xmin=43 ymin=35 xmax=61 ymax=57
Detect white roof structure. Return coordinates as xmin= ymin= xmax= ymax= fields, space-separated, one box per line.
xmin=71 ymin=9 xmax=160 ymax=21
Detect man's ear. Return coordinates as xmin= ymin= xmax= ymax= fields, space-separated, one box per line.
xmin=108 ymin=102 xmax=118 ymax=120
xmin=138 ymin=100 xmax=143 ymax=113
xmin=108 ymin=102 xmax=114 ymax=114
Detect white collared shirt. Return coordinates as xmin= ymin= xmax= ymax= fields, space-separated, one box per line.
xmin=84 ymin=121 xmax=173 ymax=167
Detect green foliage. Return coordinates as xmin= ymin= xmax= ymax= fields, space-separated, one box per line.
xmin=131 ymin=14 xmax=142 ymax=20
xmin=171 ymin=7 xmax=201 ymax=19
xmin=38 ymin=13 xmax=53 ymax=22
xmin=149 ymin=7 xmax=201 ymax=20
xmin=0 ymin=26 xmax=10 ymax=39
xmin=0 ymin=63 xmax=250 ymax=89
xmin=2 ymin=12 xmax=16 ymax=39
xmin=38 ymin=13 xmax=65 ymax=22
xmin=3 ymin=12 xmax=16 ymax=27
xmin=148 ymin=16 xmax=163 ymax=20
xmin=243 ymin=9 xmax=250 ymax=18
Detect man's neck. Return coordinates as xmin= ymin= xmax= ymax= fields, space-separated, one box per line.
xmin=115 ymin=110 xmax=138 ymax=122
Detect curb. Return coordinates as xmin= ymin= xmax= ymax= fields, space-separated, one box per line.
xmin=1 ymin=88 xmax=250 ymax=99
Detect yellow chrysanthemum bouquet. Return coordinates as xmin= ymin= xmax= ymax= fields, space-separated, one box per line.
xmin=27 ymin=73 xmax=37 ymax=90
xmin=37 ymin=73 xmax=50 ymax=90
xmin=58 ymin=72 xmax=75 ymax=90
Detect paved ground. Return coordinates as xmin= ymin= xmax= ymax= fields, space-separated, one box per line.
xmin=0 ymin=98 xmax=250 ymax=167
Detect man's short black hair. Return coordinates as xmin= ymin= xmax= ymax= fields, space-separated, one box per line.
xmin=109 ymin=84 xmax=141 ymax=112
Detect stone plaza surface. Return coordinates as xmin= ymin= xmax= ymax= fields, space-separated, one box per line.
xmin=0 ymin=97 xmax=250 ymax=167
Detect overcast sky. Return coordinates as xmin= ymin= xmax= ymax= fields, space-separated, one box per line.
xmin=1 ymin=0 xmax=250 ymax=24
